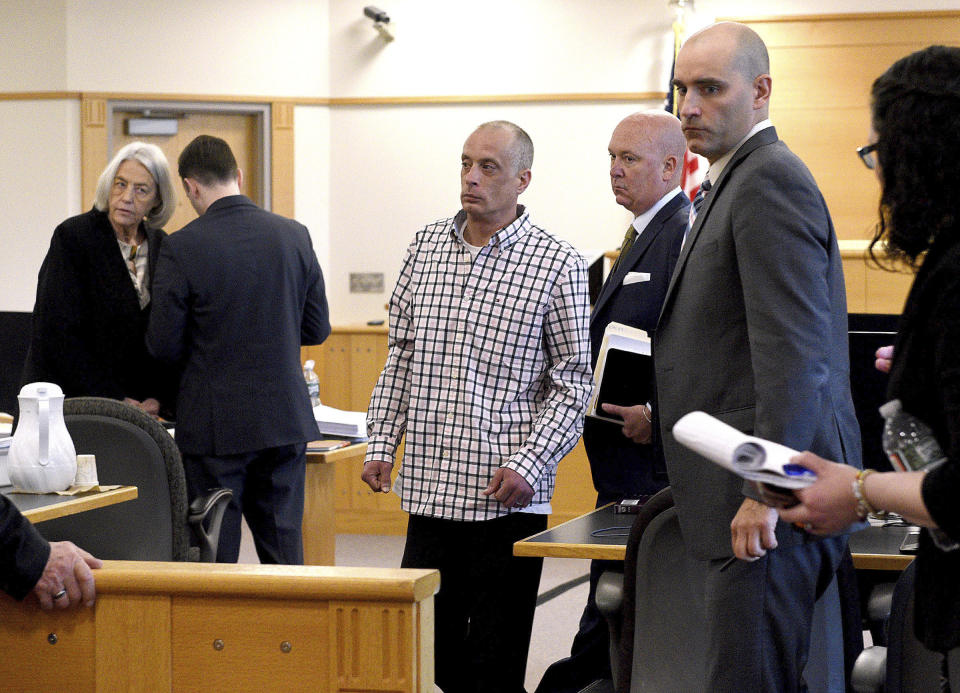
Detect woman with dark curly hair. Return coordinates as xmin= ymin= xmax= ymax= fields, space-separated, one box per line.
xmin=778 ymin=44 xmax=960 ymax=670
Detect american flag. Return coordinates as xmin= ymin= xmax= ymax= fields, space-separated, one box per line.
xmin=664 ymin=13 xmax=706 ymax=201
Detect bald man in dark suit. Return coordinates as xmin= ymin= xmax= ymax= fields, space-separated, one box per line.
xmin=537 ymin=111 xmax=688 ymax=693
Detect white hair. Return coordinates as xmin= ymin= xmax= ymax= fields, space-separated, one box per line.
xmin=93 ymin=142 xmax=177 ymax=230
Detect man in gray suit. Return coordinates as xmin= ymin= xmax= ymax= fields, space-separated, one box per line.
xmin=655 ymin=22 xmax=861 ymax=691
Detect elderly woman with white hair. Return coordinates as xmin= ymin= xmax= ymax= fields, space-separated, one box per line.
xmin=22 ymin=141 xmax=178 ymax=417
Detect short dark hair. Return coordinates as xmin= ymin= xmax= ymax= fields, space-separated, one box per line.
xmin=868 ymin=45 xmax=960 ymax=267
xmin=178 ymin=135 xmax=238 ymax=186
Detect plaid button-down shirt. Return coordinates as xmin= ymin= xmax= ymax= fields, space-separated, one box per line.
xmin=365 ymin=207 xmax=592 ymax=521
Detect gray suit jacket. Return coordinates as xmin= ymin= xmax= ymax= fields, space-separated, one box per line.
xmin=653 ymin=127 xmax=862 ymax=559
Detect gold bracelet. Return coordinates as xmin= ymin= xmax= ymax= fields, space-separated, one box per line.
xmin=851 ymin=469 xmax=888 ymax=520
xmin=640 ymin=405 xmax=652 ymax=423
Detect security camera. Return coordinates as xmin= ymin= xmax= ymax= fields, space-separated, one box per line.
xmin=363 ymin=6 xmax=390 ymax=24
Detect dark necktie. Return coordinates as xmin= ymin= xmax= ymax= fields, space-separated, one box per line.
xmin=610 ymin=225 xmax=638 ymax=275
xmin=692 ymin=177 xmax=712 ymax=218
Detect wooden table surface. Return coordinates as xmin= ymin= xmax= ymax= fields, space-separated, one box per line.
xmin=3 ymin=485 xmax=139 ymax=523
xmin=514 ymin=503 xmax=916 ymax=571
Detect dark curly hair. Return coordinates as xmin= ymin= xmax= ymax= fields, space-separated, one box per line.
xmin=868 ymin=45 xmax=960 ymax=268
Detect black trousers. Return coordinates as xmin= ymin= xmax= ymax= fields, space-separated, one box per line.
xmin=182 ymin=442 xmax=306 ymax=564
xmin=402 ymin=512 xmax=548 ymax=693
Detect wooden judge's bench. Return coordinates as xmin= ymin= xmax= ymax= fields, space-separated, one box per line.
xmin=0 ymin=561 xmax=438 ymax=692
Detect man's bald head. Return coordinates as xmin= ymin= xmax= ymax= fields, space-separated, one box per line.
xmin=672 ymin=22 xmax=773 ymax=162
xmin=618 ymin=111 xmax=687 ymax=186
xmin=608 ymin=110 xmax=686 ymax=216
xmin=686 ymin=22 xmax=769 ymax=82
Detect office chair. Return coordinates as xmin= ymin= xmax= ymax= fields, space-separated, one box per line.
xmin=587 ymin=487 xmax=704 ymax=693
xmin=38 ymin=397 xmax=230 ymax=562
xmin=851 ymin=560 xmax=948 ymax=693
xmin=591 ymin=486 xmax=846 ymax=693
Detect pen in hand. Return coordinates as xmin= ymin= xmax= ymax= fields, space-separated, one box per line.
xmin=719 ymin=556 xmax=738 ymax=572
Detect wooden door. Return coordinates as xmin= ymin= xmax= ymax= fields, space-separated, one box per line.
xmin=111 ymin=110 xmax=261 ymax=233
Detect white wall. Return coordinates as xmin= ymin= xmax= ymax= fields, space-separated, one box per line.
xmin=64 ymin=0 xmax=329 ymax=97
xmin=3 ymin=0 xmax=960 ymax=318
xmin=0 ymin=1 xmax=68 ymax=91
xmin=294 ymin=106 xmax=332 ymax=275
xmin=328 ymin=0 xmax=675 ymax=97
xmin=0 ymin=100 xmax=81 ymax=309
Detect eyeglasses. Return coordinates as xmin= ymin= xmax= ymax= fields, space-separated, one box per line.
xmin=857 ymin=143 xmax=879 ymax=170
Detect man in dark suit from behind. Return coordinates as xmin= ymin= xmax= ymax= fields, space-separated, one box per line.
xmin=537 ymin=110 xmax=689 ymax=693
xmin=147 ymin=135 xmax=330 ymax=564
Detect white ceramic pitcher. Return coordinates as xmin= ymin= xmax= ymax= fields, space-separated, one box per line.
xmin=8 ymin=382 xmax=76 ymax=493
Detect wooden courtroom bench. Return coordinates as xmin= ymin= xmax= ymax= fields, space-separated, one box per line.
xmin=0 ymin=561 xmax=438 ymax=692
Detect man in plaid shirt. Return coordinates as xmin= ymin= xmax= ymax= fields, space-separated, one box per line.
xmin=362 ymin=120 xmax=592 ymax=692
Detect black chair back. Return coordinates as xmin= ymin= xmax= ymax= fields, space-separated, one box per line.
xmin=38 ymin=398 xmax=190 ymax=560
xmin=885 ymin=560 xmax=943 ymax=692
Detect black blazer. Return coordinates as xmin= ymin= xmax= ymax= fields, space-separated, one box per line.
xmin=886 ymin=233 xmax=960 ymax=650
xmin=22 ymin=208 xmax=175 ymax=411
xmin=0 ymin=495 xmax=49 ymax=600
xmin=583 ymin=191 xmax=688 ymax=501
xmin=147 ymin=195 xmax=330 ymax=457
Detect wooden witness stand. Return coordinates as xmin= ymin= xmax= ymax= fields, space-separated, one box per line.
xmin=0 ymin=561 xmax=438 ymax=692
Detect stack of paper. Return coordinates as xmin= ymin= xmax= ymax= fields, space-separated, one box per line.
xmin=672 ymin=411 xmax=815 ymax=489
xmin=314 ymin=404 xmax=367 ymax=439
xmin=587 ymin=322 xmax=652 ymax=424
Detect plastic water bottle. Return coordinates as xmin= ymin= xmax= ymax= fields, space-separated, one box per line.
xmin=303 ymin=360 xmax=321 ymax=408
xmin=879 ymin=399 xmax=957 ymax=551
xmin=879 ymin=399 xmax=946 ymax=473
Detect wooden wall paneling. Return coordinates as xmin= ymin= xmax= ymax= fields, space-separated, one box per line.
xmin=272 ymin=101 xmax=295 ymax=218
xmin=317 ymin=333 xmax=354 ymax=409
xmin=865 ymin=263 xmax=913 ymax=315
xmin=738 ymin=12 xmax=960 ymax=314
xmin=840 ymin=254 xmax=867 ymax=313
xmin=95 ymin=594 xmax=171 ymax=691
xmin=80 ymin=96 xmax=108 ymax=210
xmin=549 ymin=441 xmax=598 ymax=526
xmin=350 ymin=332 xmax=388 ymax=411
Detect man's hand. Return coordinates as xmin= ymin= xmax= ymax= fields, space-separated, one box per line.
xmin=32 ymin=541 xmax=102 ymax=610
xmin=123 ymin=397 xmax=160 ymax=417
xmin=730 ymin=498 xmax=779 ymax=562
xmin=875 ymin=344 xmax=894 ymax=374
xmin=600 ymin=403 xmax=652 ymax=444
xmin=482 ymin=468 xmax=534 ymax=509
xmin=361 ymin=460 xmax=393 ymax=493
